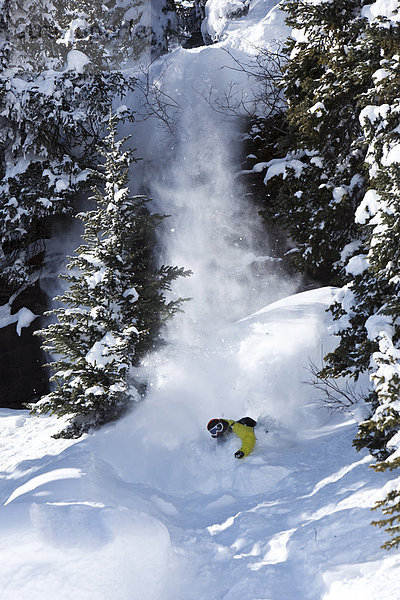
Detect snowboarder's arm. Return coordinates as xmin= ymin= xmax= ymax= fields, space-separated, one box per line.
xmin=230 ymin=421 xmax=256 ymax=457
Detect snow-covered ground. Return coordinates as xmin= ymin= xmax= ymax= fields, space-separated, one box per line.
xmin=1 ymin=287 xmax=399 ymax=600
xmin=2 ymin=1 xmax=400 ymax=598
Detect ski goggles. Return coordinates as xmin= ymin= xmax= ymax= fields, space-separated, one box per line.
xmin=209 ymin=422 xmax=224 ymax=437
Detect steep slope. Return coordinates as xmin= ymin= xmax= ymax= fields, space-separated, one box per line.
xmin=1 ymin=2 xmax=400 ymax=599
xmin=0 ymin=288 xmax=399 ymax=600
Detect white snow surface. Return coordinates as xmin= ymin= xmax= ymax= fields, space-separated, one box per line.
xmin=204 ymin=0 xmax=288 ymax=46
xmin=355 ymin=189 xmax=381 ymax=224
xmin=66 ymin=50 xmax=90 ymax=73
xmin=362 ymin=0 xmax=400 ymax=27
xmin=0 ymin=303 xmax=38 ymax=336
xmin=2 ymin=0 xmax=400 ymax=598
xmin=0 ymin=287 xmax=398 ymax=600
xmin=345 ymin=254 xmax=369 ymax=276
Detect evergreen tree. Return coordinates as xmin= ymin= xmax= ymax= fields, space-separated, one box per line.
xmin=56 ymin=0 xmax=178 ymax=67
xmin=326 ymin=49 xmax=400 ymax=548
xmin=0 ymin=0 xmax=139 ymax=293
xmin=32 ymin=115 xmax=189 ymax=437
xmin=249 ymin=0 xmax=400 ymax=547
xmin=322 ymin=17 xmax=400 ymax=429
xmin=358 ymin=65 xmax=400 ymax=549
xmin=311 ymin=5 xmax=400 ymax=548
xmin=260 ymin=0 xmax=379 ymax=282
xmin=0 ymin=0 xmax=181 ymax=295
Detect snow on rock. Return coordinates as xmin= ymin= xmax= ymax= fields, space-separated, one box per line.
xmin=0 ymin=303 xmax=20 ymax=329
xmin=204 ymin=0 xmax=289 ymax=50
xmin=0 ymin=303 xmax=38 ymax=336
xmin=15 ymin=307 xmax=38 ymax=336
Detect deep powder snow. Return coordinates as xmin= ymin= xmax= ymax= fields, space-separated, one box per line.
xmin=1 ymin=2 xmax=400 ymax=599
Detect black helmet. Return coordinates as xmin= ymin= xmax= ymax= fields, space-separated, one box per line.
xmin=207 ymin=419 xmax=230 ymax=438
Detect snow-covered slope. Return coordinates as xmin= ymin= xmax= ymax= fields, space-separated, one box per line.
xmin=2 ymin=1 xmax=400 ymax=599
xmin=1 ymin=287 xmax=399 ymax=600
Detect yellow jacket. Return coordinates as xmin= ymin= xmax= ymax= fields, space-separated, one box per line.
xmin=227 ymin=419 xmax=256 ymax=457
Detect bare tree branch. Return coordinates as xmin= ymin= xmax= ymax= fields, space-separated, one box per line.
xmin=134 ymin=59 xmax=182 ymax=134
xmin=193 ymin=41 xmax=287 ymax=122
xmin=132 ymin=41 xmax=287 ymax=132
xmin=305 ymin=357 xmax=367 ymax=414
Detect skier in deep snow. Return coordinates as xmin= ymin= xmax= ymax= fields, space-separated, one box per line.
xmin=207 ymin=417 xmax=257 ymax=458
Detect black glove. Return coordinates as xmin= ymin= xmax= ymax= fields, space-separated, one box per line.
xmin=234 ymin=450 xmax=245 ymax=459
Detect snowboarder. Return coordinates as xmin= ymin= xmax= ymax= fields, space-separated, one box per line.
xmin=207 ymin=417 xmax=257 ymax=459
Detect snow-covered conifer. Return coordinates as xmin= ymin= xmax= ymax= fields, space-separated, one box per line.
xmin=261 ymin=0 xmax=378 ymax=281
xmin=32 ymin=115 xmax=189 ymax=437
xmin=310 ymin=4 xmax=400 ymax=547
xmin=0 ymin=0 xmax=138 ymax=292
xmin=57 ymin=0 xmax=179 ymax=66
xmin=252 ymin=1 xmax=400 ymax=547
xmin=323 ymin=18 xmax=400 ymax=427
